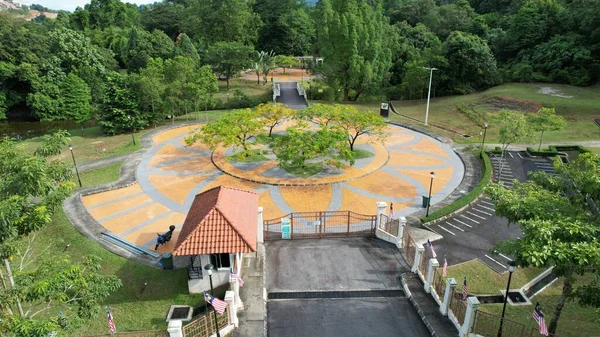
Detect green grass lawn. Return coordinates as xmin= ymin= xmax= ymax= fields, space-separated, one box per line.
xmin=280 ymin=161 xmax=323 ymax=177
xmin=215 ymin=78 xmax=272 ymax=102
xmin=347 ymin=83 xmax=600 ymax=145
xmin=75 ymin=162 xmax=123 ymax=187
xmin=352 ymin=148 xmax=374 ymax=159
xmin=17 ymin=126 xmax=149 ymax=165
xmin=227 ymin=149 xmax=268 ymax=162
xmin=479 ymin=276 xmax=600 ymax=337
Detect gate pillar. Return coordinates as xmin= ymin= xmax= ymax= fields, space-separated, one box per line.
xmin=425 ymin=258 xmax=439 ymax=293
xmin=459 ymin=297 xmax=480 ymax=337
xmin=412 ymin=244 xmax=424 ymax=273
xmin=440 ymin=278 xmax=457 ymax=316
xmin=257 ymin=207 xmax=264 ymax=244
xmin=167 ymin=320 xmax=183 ymax=337
xmin=376 ymin=202 xmax=387 ymax=227
xmin=225 ymin=290 xmax=238 ymax=327
xmin=396 ymin=216 xmax=406 ymax=248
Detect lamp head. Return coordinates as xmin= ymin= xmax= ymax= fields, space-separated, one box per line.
xmin=430 ymin=171 xmax=435 ymax=179
xmin=204 ymin=263 xmax=214 ymax=276
xmin=508 ymin=260 xmax=516 ymax=273
xmin=69 ymin=145 xmax=73 ymax=151
xmin=484 ymin=122 xmax=489 ymax=128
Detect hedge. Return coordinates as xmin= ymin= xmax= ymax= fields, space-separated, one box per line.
xmin=526 ymin=145 xmax=590 ymax=157
xmin=421 ymin=151 xmax=492 ymax=223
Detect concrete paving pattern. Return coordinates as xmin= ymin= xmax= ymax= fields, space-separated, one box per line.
xmin=80 ymin=123 xmax=464 ymax=253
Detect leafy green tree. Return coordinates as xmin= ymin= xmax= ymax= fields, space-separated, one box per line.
xmin=486 ymin=153 xmax=600 ymax=334
xmin=490 ymin=109 xmax=531 ymax=174
xmin=60 ymin=73 xmax=92 ymax=131
xmin=140 ymin=1 xmax=184 ymax=39
xmin=385 ymin=0 xmax=436 ymax=26
xmin=85 ymin=0 xmax=141 ymax=29
xmin=174 ymin=33 xmax=200 ymax=65
xmin=193 ymin=0 xmax=262 ymax=45
xmin=274 ymin=55 xmax=299 ymax=74
xmin=298 ymin=104 xmax=340 ymax=127
xmin=315 ymin=0 xmax=395 ymax=101
xmin=133 ymin=57 xmax=166 ymax=125
xmin=187 ymin=65 xmax=219 ymax=116
xmin=259 ymin=50 xmax=276 ymax=85
xmin=33 ymin=129 xmax=71 ymax=157
xmin=49 ymin=28 xmax=110 ymax=75
xmin=255 ymin=103 xmax=295 ymax=136
xmin=206 ymin=42 xmax=254 ymax=90
xmin=336 ymin=106 xmax=387 ymax=151
xmin=505 ymin=0 xmax=564 ymax=55
xmin=186 ymin=109 xmax=263 ymax=155
xmin=150 ymin=29 xmax=175 ymax=61
xmin=442 ymin=31 xmax=498 ymax=94
xmin=124 ymin=28 xmax=153 ymax=72
xmin=528 ymin=107 xmax=566 ymax=150
xmin=98 ymin=74 xmax=146 ymax=135
xmin=0 ymin=138 xmax=121 ymax=336
xmin=163 ymin=56 xmax=196 ymax=121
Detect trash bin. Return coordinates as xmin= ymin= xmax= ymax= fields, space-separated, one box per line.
xmin=422 ymin=196 xmax=430 ymax=208
xmin=161 ymin=253 xmax=173 ymax=270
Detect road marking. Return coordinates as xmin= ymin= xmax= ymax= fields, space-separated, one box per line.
xmin=460 ymin=215 xmax=480 ymax=224
xmin=517 ymin=152 xmax=523 ymax=158
xmin=473 ymin=208 xmax=493 ymax=216
xmin=437 ymin=225 xmax=456 ymax=236
xmin=499 ymin=172 xmax=514 ymax=177
xmin=508 ymin=152 xmax=514 ymax=158
xmin=445 ymin=221 xmax=465 ymax=232
xmin=480 ymin=200 xmax=495 ymax=206
xmin=479 ymin=205 xmax=495 ymax=211
xmin=453 ymin=218 xmax=473 ymax=228
xmin=466 ymin=211 xmax=486 ymax=220
xmin=498 ymin=253 xmax=512 ymax=261
xmin=485 ymin=254 xmax=507 ymax=269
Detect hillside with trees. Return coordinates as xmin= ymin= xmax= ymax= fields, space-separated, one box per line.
xmin=0 ymin=0 xmax=598 ymax=131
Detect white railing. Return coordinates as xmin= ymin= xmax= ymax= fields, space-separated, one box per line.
xmin=273 ymin=83 xmax=280 ymax=103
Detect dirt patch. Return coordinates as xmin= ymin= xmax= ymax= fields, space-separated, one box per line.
xmin=537 ymin=87 xmax=574 ymax=98
xmin=479 ymin=96 xmax=542 ymax=113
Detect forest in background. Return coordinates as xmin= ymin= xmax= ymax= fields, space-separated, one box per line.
xmin=0 ymin=0 xmax=598 ymax=134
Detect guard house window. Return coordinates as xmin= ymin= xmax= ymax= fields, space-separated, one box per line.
xmin=210 ymin=253 xmax=231 ymax=269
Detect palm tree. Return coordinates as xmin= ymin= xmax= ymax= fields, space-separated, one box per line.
xmin=259 ymin=50 xmax=276 ymax=85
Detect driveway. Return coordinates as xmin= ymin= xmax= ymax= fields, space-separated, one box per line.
xmin=266 ymin=237 xmax=430 ymax=337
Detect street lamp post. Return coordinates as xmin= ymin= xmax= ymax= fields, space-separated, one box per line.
xmin=481 ymin=123 xmax=489 ymax=155
xmin=426 ymin=171 xmax=435 ymax=217
xmin=497 ymin=260 xmax=516 ymax=337
xmin=204 ymin=264 xmax=221 ymax=337
xmin=127 ymin=116 xmax=136 ymax=145
xmin=423 ymin=67 xmax=438 ymax=126
xmin=69 ymin=145 xmax=82 ymax=188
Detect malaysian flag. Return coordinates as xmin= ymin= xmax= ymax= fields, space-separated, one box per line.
xmin=442 ymin=257 xmax=448 ymax=277
xmin=230 ymin=268 xmax=245 ymax=287
xmin=389 ymin=202 xmax=395 ymax=219
xmin=426 ymin=239 xmax=437 ymax=258
xmin=204 ymin=291 xmax=228 ymax=315
xmin=106 ymin=306 xmax=116 ymax=334
xmin=462 ymin=276 xmax=468 ymax=300
xmin=533 ymin=302 xmax=549 ymax=336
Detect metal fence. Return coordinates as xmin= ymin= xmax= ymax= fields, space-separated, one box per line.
xmin=448 ymin=289 xmax=467 ymax=326
xmin=182 ymin=308 xmax=229 ymax=337
xmin=263 ymin=211 xmax=376 ymax=240
xmin=403 ymin=229 xmax=415 ymax=266
xmin=418 ymin=246 xmax=431 ymax=278
xmin=471 ymin=310 xmax=561 ymax=337
xmin=432 ymin=268 xmax=445 ymax=299
xmin=378 ymin=214 xmax=399 ymax=236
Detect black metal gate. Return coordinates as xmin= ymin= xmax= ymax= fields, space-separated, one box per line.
xmin=263 ymin=211 xmax=377 ymax=240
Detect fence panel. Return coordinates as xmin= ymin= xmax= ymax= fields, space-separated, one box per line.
xmin=263 ymin=211 xmax=376 ymax=240
xmin=403 ymin=230 xmax=415 ymax=266
xmin=378 ymin=214 xmax=399 ymax=236
xmin=449 ymin=289 xmax=467 ymax=325
xmin=432 ymin=268 xmax=445 ymax=299
xmin=418 ymin=246 xmax=431 ymax=278
xmin=183 ymin=308 xmax=229 ymax=337
xmin=471 ymin=309 xmax=561 ymax=337
xmin=84 ymin=331 xmax=169 ymax=337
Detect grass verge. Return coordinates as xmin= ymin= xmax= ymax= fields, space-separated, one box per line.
xmin=421 ymin=151 xmax=492 ymax=223
xmin=227 ymin=149 xmax=268 ymax=162
xmin=352 ymin=148 xmax=374 ymax=159
xmin=75 ymin=162 xmax=123 ymax=188
xmin=280 ymin=162 xmax=323 ymax=178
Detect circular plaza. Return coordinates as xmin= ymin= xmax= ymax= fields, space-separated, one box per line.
xmin=81 ymin=123 xmax=464 ymax=253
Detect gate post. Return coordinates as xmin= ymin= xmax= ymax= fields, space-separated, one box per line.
xmin=425 ymin=258 xmax=439 ymax=293
xmin=440 ymin=278 xmax=457 ymax=316
xmin=459 ymin=297 xmax=480 ymax=337
xmin=257 ymin=207 xmax=264 ymax=244
xmin=225 ymin=290 xmax=238 ymax=327
xmin=396 ymin=216 xmax=406 ymax=249
xmin=376 ymin=202 xmax=387 ymax=229
xmin=412 ymin=243 xmax=424 ymax=273
xmin=167 ymin=320 xmax=183 ymax=337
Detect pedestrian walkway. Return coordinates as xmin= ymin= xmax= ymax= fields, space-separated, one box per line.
xmin=232 ymin=244 xmax=265 ymax=337
xmin=275 ymin=82 xmax=307 ymax=110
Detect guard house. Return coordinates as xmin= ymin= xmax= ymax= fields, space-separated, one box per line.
xmin=172 ymin=186 xmax=259 ymax=294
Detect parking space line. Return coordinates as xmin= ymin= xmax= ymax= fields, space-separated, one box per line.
xmin=480 ymin=200 xmax=495 ymax=206
xmin=479 ymin=205 xmax=495 ymax=211
xmin=437 ymin=225 xmax=456 ymax=236
xmin=508 ymin=152 xmax=514 ymax=158
xmin=485 ymin=254 xmax=507 ymax=269
xmin=498 ymin=253 xmax=512 ymax=261
xmin=473 ymin=208 xmax=493 ymax=216
xmin=466 ymin=211 xmax=486 ymax=220
xmin=445 ymin=221 xmax=465 ymax=232
xmin=517 ymin=153 xmax=523 ymax=158
xmin=453 ymin=218 xmax=472 ymax=228
xmin=459 ymin=215 xmax=480 ymax=224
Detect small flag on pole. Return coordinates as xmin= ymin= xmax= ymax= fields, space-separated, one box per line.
xmin=533 ymin=302 xmax=549 ymax=336
xmin=106 ymin=306 xmax=116 ymax=334
xmin=427 ymin=239 xmax=437 ymax=258
xmin=389 ymin=202 xmax=395 ymax=219
xmin=204 ymin=291 xmax=228 ymax=315
xmin=230 ymin=268 xmax=244 ymax=287
xmin=442 ymin=257 xmax=448 ymax=277
xmin=462 ymin=276 xmax=468 ymax=300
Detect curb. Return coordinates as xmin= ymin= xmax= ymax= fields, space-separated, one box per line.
xmin=400 ymin=274 xmax=438 ymax=337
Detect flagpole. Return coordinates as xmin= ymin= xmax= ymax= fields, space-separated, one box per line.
xmin=205 ymin=264 xmax=221 ymax=337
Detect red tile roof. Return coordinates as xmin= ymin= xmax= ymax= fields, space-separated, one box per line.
xmin=172 ymin=186 xmax=259 ymax=256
